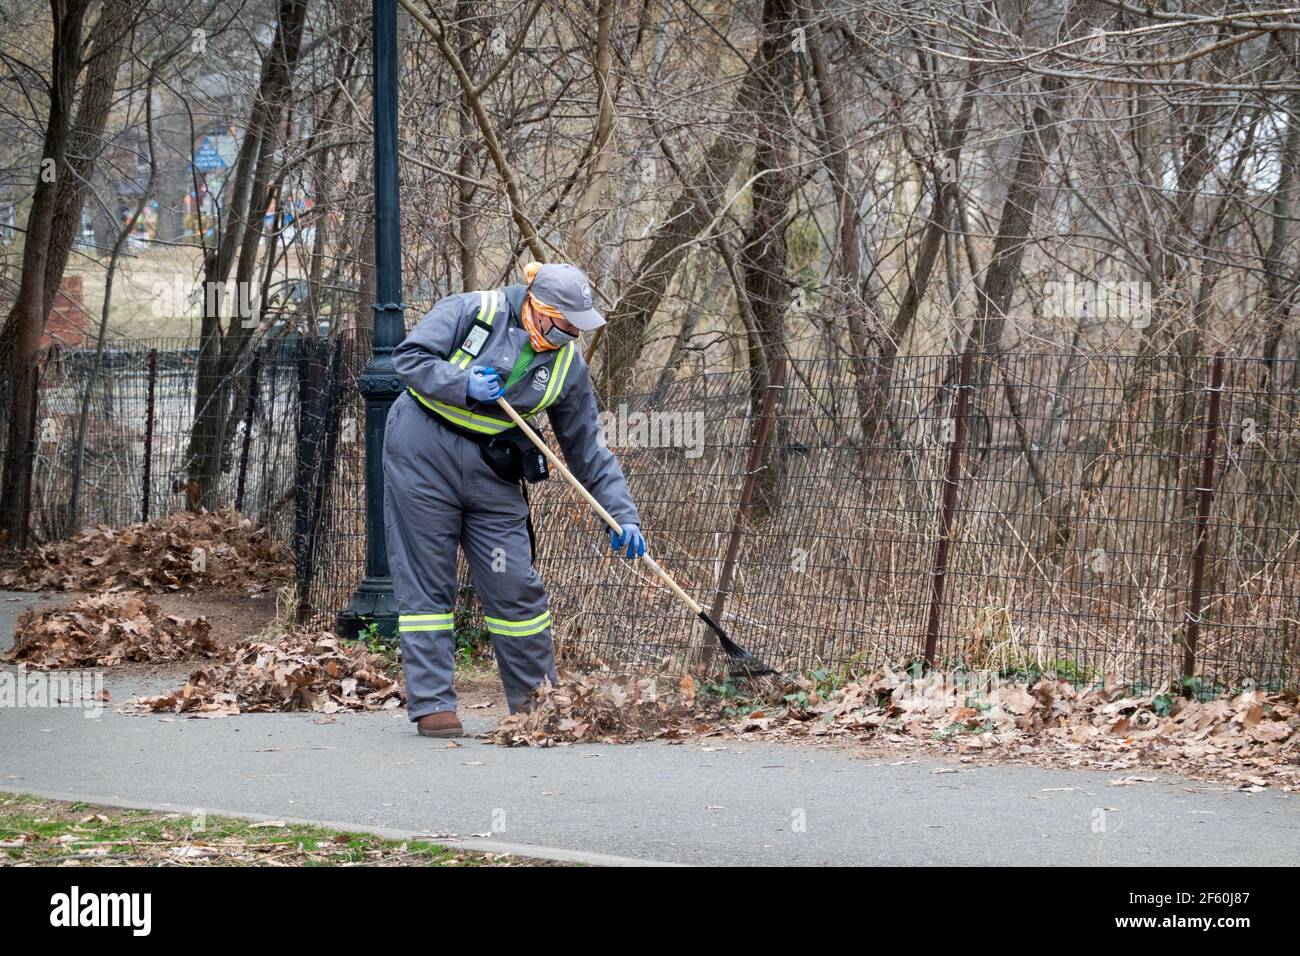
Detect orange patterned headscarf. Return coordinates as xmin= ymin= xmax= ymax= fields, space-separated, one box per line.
xmin=520 ymin=261 xmax=567 ymax=351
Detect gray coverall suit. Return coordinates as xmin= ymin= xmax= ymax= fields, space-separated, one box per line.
xmin=383 ymin=283 xmax=641 ymax=718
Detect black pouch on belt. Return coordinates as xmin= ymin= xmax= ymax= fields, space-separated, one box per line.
xmin=518 ymin=441 xmax=550 ymax=483
xmin=480 ymin=430 xmax=550 ymax=485
xmin=478 ymin=437 xmax=523 ymax=484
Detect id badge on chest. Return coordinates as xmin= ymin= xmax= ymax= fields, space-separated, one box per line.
xmin=461 ymin=324 xmax=489 ymax=358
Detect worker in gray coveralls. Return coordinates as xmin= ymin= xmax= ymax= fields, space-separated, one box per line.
xmin=383 ymin=262 xmax=646 ymax=738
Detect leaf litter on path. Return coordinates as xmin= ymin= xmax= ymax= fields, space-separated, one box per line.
xmin=120 ymin=630 xmax=405 ymax=717
xmin=33 ymin=595 xmax=1282 ymax=794
xmin=492 ymin=670 xmax=705 ymax=747
xmin=0 ymin=508 xmax=291 ymax=596
xmin=734 ymin=665 xmax=1300 ymax=792
xmin=4 ymin=592 xmax=217 ymax=668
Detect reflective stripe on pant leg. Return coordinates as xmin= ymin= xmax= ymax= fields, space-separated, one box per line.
xmin=399 ymin=613 xmax=454 ymax=632
xmin=483 ymin=609 xmax=551 ymax=637
xmin=383 ymin=394 xmax=463 ymax=720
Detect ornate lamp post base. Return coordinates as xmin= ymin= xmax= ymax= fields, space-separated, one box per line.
xmin=335 ymin=574 xmax=399 ymax=639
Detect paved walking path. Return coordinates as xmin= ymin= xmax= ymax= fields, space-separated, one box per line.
xmin=3 ymin=592 xmax=1297 ymax=865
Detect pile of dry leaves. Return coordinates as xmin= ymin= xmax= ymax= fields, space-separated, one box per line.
xmin=0 ymin=509 xmax=291 ymax=595
xmin=740 ymin=666 xmax=1300 ymax=791
xmin=493 ymin=670 xmax=709 ymax=746
xmin=122 ymin=631 xmax=405 ymax=717
xmin=4 ymin=592 xmax=217 ymax=668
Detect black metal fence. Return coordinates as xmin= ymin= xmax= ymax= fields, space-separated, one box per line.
xmin=4 ymin=335 xmax=1298 ymax=692
xmin=1 ymin=337 xmax=301 ymax=543
xmin=537 ymin=351 xmax=1300 ymax=694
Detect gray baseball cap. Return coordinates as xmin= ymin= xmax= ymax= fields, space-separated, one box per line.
xmin=528 ymin=263 xmax=604 ymax=330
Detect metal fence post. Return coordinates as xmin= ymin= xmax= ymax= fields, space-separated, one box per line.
xmin=141 ymin=348 xmax=158 ymax=522
xmin=1183 ymin=352 xmax=1225 ymax=694
xmin=235 ymin=351 xmax=261 ymax=514
xmin=293 ymin=341 xmax=319 ymax=620
xmin=923 ymin=346 xmax=976 ymax=667
xmin=296 ymin=338 xmax=346 ymax=625
xmin=18 ymin=366 xmax=41 ymax=550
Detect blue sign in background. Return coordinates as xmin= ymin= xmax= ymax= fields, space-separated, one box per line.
xmin=191 ymin=137 xmax=225 ymax=171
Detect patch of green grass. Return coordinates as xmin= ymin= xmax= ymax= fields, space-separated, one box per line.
xmin=931 ymin=719 xmax=991 ymax=739
xmin=344 ymin=621 xmax=403 ymax=675
xmin=0 ymin=793 xmax=537 ymax=866
xmin=451 ymin=600 xmax=496 ymax=673
xmin=1042 ymin=656 xmax=1094 ymax=683
xmin=804 ymin=664 xmax=852 ymax=695
xmin=702 ymin=659 xmax=872 ymax=717
xmin=343 ymin=614 xmax=498 ymax=681
xmin=700 ymin=677 xmax=767 ymax=717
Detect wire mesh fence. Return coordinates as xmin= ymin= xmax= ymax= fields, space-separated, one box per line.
xmin=2 ymin=337 xmax=302 ymax=544
xmin=3 ymin=335 xmax=1297 ymax=692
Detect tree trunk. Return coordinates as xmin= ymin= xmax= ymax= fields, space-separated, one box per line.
xmin=969 ymin=1 xmax=1102 ymax=361
xmin=598 ymin=67 xmax=759 ymax=396
xmin=40 ymin=0 xmax=141 ymax=319
xmin=1261 ymin=90 xmax=1300 ymax=383
xmin=866 ymin=49 xmax=981 ymax=441
xmin=453 ymin=0 xmax=479 ymax=289
xmin=0 ymin=0 xmax=92 ymax=548
xmin=739 ymin=0 xmax=797 ymax=521
xmin=804 ymin=11 xmax=887 ymax=472
xmin=186 ymin=0 xmax=311 ymax=510
xmin=69 ymin=77 xmax=159 ymax=533
xmin=569 ymin=0 xmax=615 ymax=266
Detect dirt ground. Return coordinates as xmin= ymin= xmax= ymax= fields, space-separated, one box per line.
xmin=148 ymin=590 xmax=280 ymax=647
xmin=146 ymin=590 xmax=282 ymax=682
xmin=452 ymin=669 xmax=511 ymax=721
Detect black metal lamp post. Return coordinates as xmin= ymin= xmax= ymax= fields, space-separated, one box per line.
xmin=336 ymin=0 xmax=404 ymax=639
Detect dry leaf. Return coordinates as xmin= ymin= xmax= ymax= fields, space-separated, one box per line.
xmin=492 ymin=669 xmax=703 ymax=747
xmin=0 ymin=508 xmax=291 ymax=595
xmin=120 ymin=629 xmax=404 ymax=716
xmin=5 ymin=592 xmax=215 ymax=668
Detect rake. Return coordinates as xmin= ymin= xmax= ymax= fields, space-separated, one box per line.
xmin=495 ymin=396 xmax=785 ymax=694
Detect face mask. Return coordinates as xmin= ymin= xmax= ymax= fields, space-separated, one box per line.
xmin=543 ymin=325 xmax=577 ymax=348
xmin=522 ymin=292 xmax=576 ymax=351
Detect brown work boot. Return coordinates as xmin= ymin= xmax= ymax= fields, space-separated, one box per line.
xmin=417 ymin=711 xmax=464 ymax=738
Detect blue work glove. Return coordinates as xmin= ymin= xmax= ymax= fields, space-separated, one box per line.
xmin=467 ymin=365 xmax=503 ymax=403
xmin=610 ymin=523 xmax=646 ymax=560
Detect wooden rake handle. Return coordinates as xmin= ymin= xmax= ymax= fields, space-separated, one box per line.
xmin=495 ymin=396 xmax=705 ymax=616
